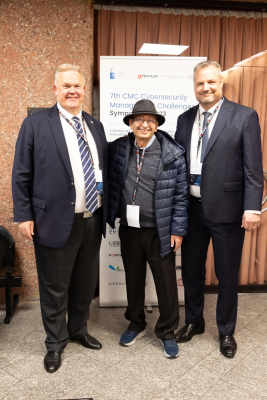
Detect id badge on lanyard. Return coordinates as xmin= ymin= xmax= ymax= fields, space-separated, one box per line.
xmin=190 ymin=163 xmax=202 ymax=186
xmin=126 ymin=145 xmax=145 ymax=228
xmin=95 ymin=170 xmax=103 ymax=195
xmin=126 ymin=205 xmax=140 ymax=228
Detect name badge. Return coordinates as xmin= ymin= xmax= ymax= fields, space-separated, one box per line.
xmin=126 ymin=205 xmax=140 ymax=228
xmin=95 ymin=169 xmax=103 ymax=183
xmin=190 ymin=163 xmax=202 ymax=186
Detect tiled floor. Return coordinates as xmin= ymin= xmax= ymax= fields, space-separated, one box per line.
xmin=0 ymin=293 xmax=267 ymax=400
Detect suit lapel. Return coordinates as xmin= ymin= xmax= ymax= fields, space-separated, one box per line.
xmin=186 ymin=106 xmax=198 ymax=166
xmin=48 ymin=104 xmax=74 ymax=181
xmin=83 ymin=112 xmax=103 ymax=169
xmin=204 ymin=98 xmax=235 ymax=161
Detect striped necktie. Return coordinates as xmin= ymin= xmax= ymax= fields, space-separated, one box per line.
xmin=200 ymin=112 xmax=212 ymax=163
xmin=72 ymin=116 xmax=98 ymax=213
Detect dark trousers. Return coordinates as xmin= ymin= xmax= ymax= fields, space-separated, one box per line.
xmin=34 ymin=209 xmax=102 ymax=352
xmin=119 ymin=225 xmax=179 ymax=340
xmin=182 ymin=196 xmax=245 ymax=336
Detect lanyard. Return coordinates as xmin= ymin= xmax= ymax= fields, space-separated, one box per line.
xmin=132 ymin=145 xmax=146 ymax=205
xmin=196 ymin=97 xmax=224 ymax=162
xmin=58 ymin=109 xmax=95 ymax=168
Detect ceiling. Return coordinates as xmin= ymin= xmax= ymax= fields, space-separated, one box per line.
xmin=94 ymin=0 xmax=267 ymax=12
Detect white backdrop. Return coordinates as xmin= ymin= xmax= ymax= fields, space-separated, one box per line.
xmin=99 ymin=56 xmax=206 ymax=307
xmin=100 ymin=56 xmax=205 ymax=140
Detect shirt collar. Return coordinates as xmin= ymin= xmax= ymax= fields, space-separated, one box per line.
xmin=134 ymin=134 xmax=156 ymax=150
xmin=199 ymin=98 xmax=223 ymax=116
xmin=57 ymin=102 xmax=82 ymax=120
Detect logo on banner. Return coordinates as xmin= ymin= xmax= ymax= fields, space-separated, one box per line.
xmin=109 ymin=265 xmax=119 ymax=271
xmin=109 ymin=265 xmax=123 ymax=272
xmin=110 ymin=68 xmax=115 ymax=79
xmin=138 ymin=74 xmax=158 ymax=79
xmin=109 ymin=254 xmax=121 ymax=257
xmin=109 ymin=241 xmax=120 ymax=247
xmin=109 ymin=226 xmax=117 ymax=235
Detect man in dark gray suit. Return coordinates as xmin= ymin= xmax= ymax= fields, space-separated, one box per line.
xmin=12 ymin=64 xmax=108 ymax=372
xmin=175 ymin=60 xmax=263 ymax=358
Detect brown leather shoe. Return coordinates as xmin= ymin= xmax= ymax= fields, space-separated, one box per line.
xmin=70 ymin=333 xmax=102 ymax=350
xmin=175 ymin=320 xmax=205 ymax=342
xmin=219 ymin=334 xmax=237 ymax=358
xmin=44 ymin=350 xmax=62 ymax=373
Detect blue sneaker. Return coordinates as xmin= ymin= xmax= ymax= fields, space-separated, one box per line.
xmin=160 ymin=339 xmax=179 ymax=358
xmin=120 ymin=330 xmax=146 ymax=346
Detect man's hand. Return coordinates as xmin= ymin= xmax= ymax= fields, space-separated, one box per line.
xmin=171 ymin=235 xmax=183 ymax=252
xmin=18 ymin=221 xmax=34 ymax=241
xmin=241 ymin=212 xmax=261 ymax=231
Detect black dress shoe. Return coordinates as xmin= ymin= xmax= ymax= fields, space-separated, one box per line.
xmin=44 ymin=350 xmax=62 ymax=373
xmin=70 ymin=333 xmax=102 ymax=350
xmin=219 ymin=334 xmax=237 ymax=358
xmin=175 ymin=320 xmax=205 ymax=342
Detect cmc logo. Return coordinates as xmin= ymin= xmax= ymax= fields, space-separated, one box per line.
xmin=109 ymin=265 xmax=119 ymax=271
xmin=138 ymin=74 xmax=142 ymax=79
xmin=110 ymin=68 xmax=115 ymax=79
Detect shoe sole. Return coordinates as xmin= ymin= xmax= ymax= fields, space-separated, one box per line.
xmin=160 ymin=340 xmax=179 ymax=358
xmin=220 ymin=349 xmax=236 ymax=358
xmin=175 ymin=327 xmax=205 ymax=343
xmin=120 ymin=330 xmax=146 ymax=346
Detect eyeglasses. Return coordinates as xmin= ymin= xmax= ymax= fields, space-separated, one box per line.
xmin=133 ymin=118 xmax=157 ymax=125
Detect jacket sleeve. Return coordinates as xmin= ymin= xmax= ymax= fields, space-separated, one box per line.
xmin=171 ymin=154 xmax=188 ymax=236
xmin=12 ymin=117 xmax=34 ymax=222
xmin=242 ymin=109 xmax=263 ymax=211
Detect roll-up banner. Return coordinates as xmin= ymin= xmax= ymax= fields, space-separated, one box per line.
xmin=99 ymin=56 xmax=206 ymax=307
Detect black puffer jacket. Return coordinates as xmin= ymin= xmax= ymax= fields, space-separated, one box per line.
xmin=108 ymin=130 xmax=188 ymax=257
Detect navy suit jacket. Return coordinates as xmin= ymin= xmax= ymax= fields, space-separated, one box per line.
xmin=175 ymin=97 xmax=263 ymax=223
xmin=12 ymin=104 xmax=108 ymax=247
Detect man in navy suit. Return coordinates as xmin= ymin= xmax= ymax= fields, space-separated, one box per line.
xmin=12 ymin=64 xmax=108 ymax=372
xmin=175 ymin=60 xmax=263 ymax=358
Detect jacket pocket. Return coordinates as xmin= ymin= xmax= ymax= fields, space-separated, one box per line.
xmin=32 ymin=196 xmax=46 ymax=209
xmin=224 ymin=182 xmax=243 ymax=192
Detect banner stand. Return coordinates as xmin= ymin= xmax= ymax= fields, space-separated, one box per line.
xmin=99 ymin=55 xmax=206 ymax=307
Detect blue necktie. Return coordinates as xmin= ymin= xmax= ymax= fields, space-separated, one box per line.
xmin=72 ymin=117 xmax=98 ymax=213
xmin=200 ymin=112 xmax=212 ymax=163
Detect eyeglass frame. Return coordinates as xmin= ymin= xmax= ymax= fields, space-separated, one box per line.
xmin=132 ymin=117 xmax=158 ymax=126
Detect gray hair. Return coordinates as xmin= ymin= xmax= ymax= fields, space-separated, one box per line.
xmin=54 ymin=64 xmax=85 ymax=85
xmin=194 ymin=60 xmax=222 ymax=80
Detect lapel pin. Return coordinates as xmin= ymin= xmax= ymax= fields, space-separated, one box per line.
xmin=90 ymin=121 xmax=93 ymax=124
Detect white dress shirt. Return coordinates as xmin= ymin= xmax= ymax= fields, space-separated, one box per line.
xmin=190 ymin=101 xmax=222 ymax=198
xmin=57 ymin=103 xmax=102 ymax=213
xmin=189 ymin=99 xmax=259 ymax=214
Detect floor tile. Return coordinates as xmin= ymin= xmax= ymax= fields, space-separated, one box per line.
xmin=200 ymin=380 xmax=265 ymax=400
xmin=1 ymin=295 xmax=267 ymax=400
xmin=3 ymin=354 xmax=44 ymax=380
xmin=79 ymin=331 xmax=154 ymax=366
xmin=0 ymin=367 xmax=19 ymax=389
xmin=237 ymin=293 xmax=267 ymax=314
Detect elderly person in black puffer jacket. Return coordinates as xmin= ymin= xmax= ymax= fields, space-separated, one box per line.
xmin=108 ymin=100 xmax=188 ymax=358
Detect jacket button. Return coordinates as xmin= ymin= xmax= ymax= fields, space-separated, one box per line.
xmin=71 ymin=182 xmax=74 ymax=186
xmin=71 ymin=202 xmax=74 ymax=205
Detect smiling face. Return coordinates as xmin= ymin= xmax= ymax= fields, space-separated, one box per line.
xmin=129 ymin=114 xmax=159 ymax=148
xmin=194 ymin=66 xmax=223 ymax=111
xmin=53 ymin=70 xmax=86 ymax=115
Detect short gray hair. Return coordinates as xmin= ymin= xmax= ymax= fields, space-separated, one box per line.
xmin=194 ymin=60 xmax=222 ymax=80
xmin=54 ymin=64 xmax=85 ymax=85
